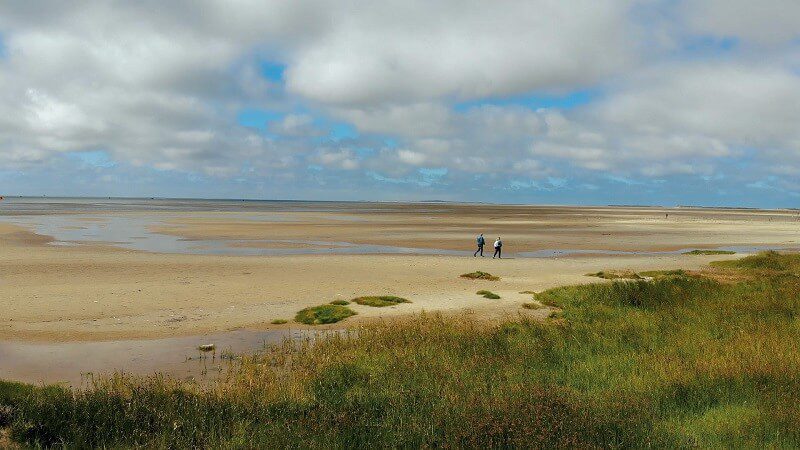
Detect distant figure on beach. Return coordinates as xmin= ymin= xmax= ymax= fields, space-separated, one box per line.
xmin=493 ymin=237 xmax=502 ymax=259
xmin=474 ymin=233 xmax=485 ymax=257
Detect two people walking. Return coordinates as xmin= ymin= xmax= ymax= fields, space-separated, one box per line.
xmin=474 ymin=233 xmax=503 ymax=259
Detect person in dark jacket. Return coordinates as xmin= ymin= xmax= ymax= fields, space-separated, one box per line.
xmin=493 ymin=237 xmax=502 ymax=259
xmin=474 ymin=233 xmax=485 ymax=257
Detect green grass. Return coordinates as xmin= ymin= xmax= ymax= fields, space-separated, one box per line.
xmin=683 ymin=249 xmax=736 ymax=255
xmin=3 ymin=251 xmax=800 ymax=448
xmin=711 ymin=250 xmax=796 ymax=272
xmin=270 ymin=319 xmax=288 ymax=324
xmin=460 ymin=271 xmax=500 ymax=281
xmin=351 ymin=296 xmax=410 ymax=307
xmin=329 ymin=300 xmax=350 ymax=306
xmin=294 ymin=304 xmax=356 ymax=325
xmin=639 ymin=269 xmax=689 ymax=278
xmin=585 ymin=270 xmax=642 ymax=280
xmin=476 ymin=290 xmax=501 ymax=299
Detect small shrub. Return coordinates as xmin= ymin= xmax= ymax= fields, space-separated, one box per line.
xmin=271 ymin=319 xmax=288 ymax=324
xmin=329 ymin=300 xmax=350 ymax=305
xmin=476 ymin=290 xmax=501 ymax=299
xmin=460 ymin=271 xmax=500 ymax=281
xmin=352 ymin=296 xmax=410 ymax=307
xmin=295 ymin=305 xmax=356 ymax=325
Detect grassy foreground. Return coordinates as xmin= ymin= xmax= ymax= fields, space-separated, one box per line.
xmin=3 ymin=252 xmax=800 ymax=447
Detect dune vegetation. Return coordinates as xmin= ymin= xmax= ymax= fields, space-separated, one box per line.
xmin=476 ymin=290 xmax=501 ymax=299
xmin=460 ymin=271 xmax=500 ymax=281
xmin=351 ymin=296 xmax=409 ymax=307
xmin=585 ymin=270 xmax=642 ymax=280
xmin=2 ymin=251 xmax=800 ymax=447
xmin=294 ymin=304 xmax=356 ymax=325
xmin=683 ymin=249 xmax=736 ymax=255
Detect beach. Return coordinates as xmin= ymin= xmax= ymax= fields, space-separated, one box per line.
xmin=1 ymin=198 xmax=798 ymax=382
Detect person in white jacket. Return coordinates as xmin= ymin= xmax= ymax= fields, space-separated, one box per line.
xmin=493 ymin=237 xmax=502 ymax=259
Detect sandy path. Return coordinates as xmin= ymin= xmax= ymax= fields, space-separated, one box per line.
xmin=0 ymin=221 xmax=742 ymax=342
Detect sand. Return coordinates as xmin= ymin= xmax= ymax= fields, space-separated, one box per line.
xmin=1 ymin=204 xmax=798 ymax=343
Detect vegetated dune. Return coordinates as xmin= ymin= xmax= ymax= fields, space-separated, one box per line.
xmin=3 ymin=252 xmax=800 ymax=447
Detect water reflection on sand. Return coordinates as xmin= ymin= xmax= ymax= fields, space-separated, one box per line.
xmin=0 ymin=328 xmax=339 ymax=386
xmin=1 ymin=214 xmax=790 ymax=258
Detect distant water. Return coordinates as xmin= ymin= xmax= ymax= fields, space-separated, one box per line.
xmin=0 ymin=197 xmax=793 ymax=258
xmin=0 ymin=196 xmax=452 ymax=214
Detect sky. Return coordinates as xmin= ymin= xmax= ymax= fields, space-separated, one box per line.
xmin=1 ymin=1 xmax=799 ymax=207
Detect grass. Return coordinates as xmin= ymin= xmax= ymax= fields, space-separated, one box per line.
xmin=639 ymin=268 xmax=689 ymax=278
xmin=270 ymin=319 xmax=288 ymax=324
xmin=522 ymin=302 xmax=542 ymax=310
xmin=460 ymin=271 xmax=500 ymax=281
xmin=585 ymin=270 xmax=642 ymax=280
xmin=351 ymin=296 xmax=410 ymax=307
xmin=329 ymin=300 xmax=350 ymax=306
xmin=476 ymin=290 xmax=501 ymax=299
xmin=683 ymin=249 xmax=736 ymax=255
xmin=3 ymin=251 xmax=800 ymax=448
xmin=294 ymin=304 xmax=356 ymax=325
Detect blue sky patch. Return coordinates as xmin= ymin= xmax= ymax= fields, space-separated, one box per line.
xmin=237 ymin=109 xmax=285 ymax=130
xmin=69 ymin=150 xmax=116 ymax=168
xmin=260 ymin=61 xmax=286 ymax=82
xmin=329 ymin=122 xmax=358 ymax=141
xmin=683 ymin=36 xmax=738 ymax=55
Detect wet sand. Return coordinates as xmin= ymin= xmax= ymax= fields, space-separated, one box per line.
xmin=1 ymin=200 xmax=798 ymax=383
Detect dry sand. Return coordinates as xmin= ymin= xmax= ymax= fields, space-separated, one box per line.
xmin=1 ymin=205 xmax=798 ymax=343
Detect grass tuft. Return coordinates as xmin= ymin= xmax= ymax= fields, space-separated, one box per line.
xmin=639 ymin=269 xmax=689 ymax=278
xmin=270 ymin=319 xmax=288 ymax=325
xmin=352 ymin=296 xmax=410 ymax=307
xmin=476 ymin=290 xmax=501 ymax=299
xmin=295 ymin=304 xmax=356 ymax=325
xmin=329 ymin=300 xmax=350 ymax=306
xmin=683 ymin=249 xmax=736 ymax=255
xmin=586 ymin=270 xmax=642 ymax=280
xmin=460 ymin=271 xmax=500 ymax=281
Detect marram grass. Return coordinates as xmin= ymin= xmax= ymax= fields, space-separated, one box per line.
xmin=3 ymin=251 xmax=800 ymax=448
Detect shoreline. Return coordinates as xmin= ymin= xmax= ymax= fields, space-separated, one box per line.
xmin=1 ymin=201 xmax=797 ymax=384
xmin=0 ymin=220 xmax=750 ymax=343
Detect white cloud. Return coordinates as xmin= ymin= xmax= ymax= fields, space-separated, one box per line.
xmin=0 ymin=0 xmax=799 ymax=202
xmin=310 ymin=148 xmax=360 ymax=170
xmin=286 ymin=0 xmax=636 ymax=104
xmin=680 ymin=0 xmax=800 ymax=45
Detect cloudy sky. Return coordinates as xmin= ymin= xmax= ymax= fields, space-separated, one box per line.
xmin=1 ymin=1 xmax=799 ymax=207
